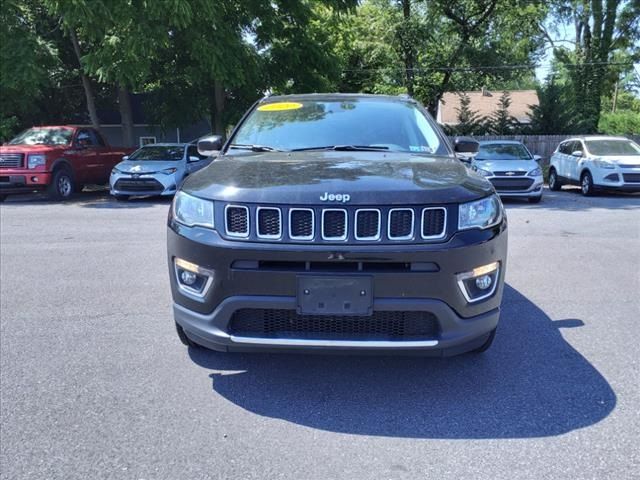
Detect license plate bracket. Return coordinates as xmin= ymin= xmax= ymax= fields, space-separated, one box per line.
xmin=297 ymin=276 xmax=373 ymax=316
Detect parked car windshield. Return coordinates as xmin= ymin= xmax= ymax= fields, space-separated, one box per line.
xmin=585 ymin=139 xmax=640 ymax=156
xmin=129 ymin=145 xmax=185 ymax=161
xmin=8 ymin=127 xmax=73 ymax=146
xmin=229 ymin=98 xmax=445 ymax=154
xmin=477 ymin=143 xmax=532 ymax=160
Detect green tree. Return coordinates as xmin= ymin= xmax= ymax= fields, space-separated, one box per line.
xmin=453 ymin=93 xmax=484 ymax=135
xmin=486 ymin=91 xmax=518 ymax=134
xmin=527 ymin=78 xmax=576 ymax=133
xmin=598 ymin=111 xmax=640 ymax=134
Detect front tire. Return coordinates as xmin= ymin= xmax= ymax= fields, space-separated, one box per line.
xmin=175 ymin=322 xmax=200 ymax=348
xmin=114 ymin=194 xmax=129 ymax=201
xmin=472 ymin=328 xmax=496 ymax=353
xmin=528 ymin=195 xmax=542 ymax=204
xmin=548 ymin=168 xmax=561 ymax=191
xmin=48 ymin=168 xmax=75 ymax=201
xmin=581 ymin=171 xmax=596 ymax=196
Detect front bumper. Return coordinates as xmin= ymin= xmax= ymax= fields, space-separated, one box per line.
xmin=593 ymin=167 xmax=640 ymax=192
xmin=168 ymin=219 xmax=508 ymax=355
xmin=489 ymin=175 xmax=543 ymax=198
xmin=0 ymin=171 xmax=51 ymax=194
xmin=110 ymin=171 xmax=180 ymax=196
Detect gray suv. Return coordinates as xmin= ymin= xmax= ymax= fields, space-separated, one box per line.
xmin=167 ymin=94 xmax=508 ymax=356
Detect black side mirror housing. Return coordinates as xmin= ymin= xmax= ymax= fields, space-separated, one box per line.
xmin=453 ymin=137 xmax=479 ymax=155
xmin=197 ymin=135 xmax=223 ymax=157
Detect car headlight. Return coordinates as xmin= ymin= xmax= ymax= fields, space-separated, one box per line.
xmin=111 ymin=167 xmax=123 ymax=175
xmin=594 ymin=160 xmax=615 ymax=169
xmin=160 ymin=167 xmax=178 ymax=174
xmin=27 ymin=154 xmax=46 ymax=169
xmin=527 ymin=167 xmax=542 ymax=176
xmin=458 ymin=194 xmax=503 ymax=231
xmin=172 ymin=191 xmax=214 ymax=229
xmin=474 ymin=167 xmax=493 ymax=177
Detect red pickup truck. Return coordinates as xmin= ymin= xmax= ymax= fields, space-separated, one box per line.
xmin=0 ymin=126 xmax=133 ymax=201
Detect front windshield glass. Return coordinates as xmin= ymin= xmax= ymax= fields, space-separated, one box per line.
xmin=585 ymin=139 xmax=640 ymax=156
xmin=477 ymin=143 xmax=531 ymax=160
xmin=128 ymin=146 xmax=185 ymax=161
xmin=230 ymin=99 xmax=444 ymax=154
xmin=9 ymin=128 xmax=73 ymax=146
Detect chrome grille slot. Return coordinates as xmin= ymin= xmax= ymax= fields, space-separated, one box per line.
xmin=256 ymin=207 xmax=281 ymax=238
xmin=322 ymin=209 xmax=347 ymax=240
xmin=355 ymin=209 xmax=381 ymax=240
xmin=0 ymin=153 xmax=24 ymax=168
xmin=289 ymin=208 xmax=314 ymax=240
xmin=388 ymin=209 xmax=414 ymax=240
xmin=421 ymin=207 xmax=446 ymax=239
xmin=225 ymin=205 xmax=249 ymax=237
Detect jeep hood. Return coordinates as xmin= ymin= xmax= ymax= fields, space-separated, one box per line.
xmin=182 ymin=151 xmax=493 ymax=205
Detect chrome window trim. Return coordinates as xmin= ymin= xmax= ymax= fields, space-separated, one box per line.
xmin=256 ymin=206 xmax=282 ymax=239
xmin=224 ymin=204 xmax=250 ymax=238
xmin=288 ymin=208 xmax=315 ymax=241
xmin=354 ymin=208 xmax=382 ymax=241
xmin=321 ymin=208 xmax=348 ymax=241
xmin=420 ymin=207 xmax=447 ymax=240
xmin=387 ymin=208 xmax=414 ymax=240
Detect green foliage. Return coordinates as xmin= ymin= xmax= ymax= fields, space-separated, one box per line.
xmin=598 ymin=111 xmax=640 ymax=135
xmin=527 ymin=79 xmax=576 ymax=134
xmin=485 ymin=91 xmax=519 ymax=134
xmin=451 ymin=93 xmax=486 ymax=135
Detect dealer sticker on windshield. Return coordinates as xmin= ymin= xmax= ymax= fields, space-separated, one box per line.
xmin=257 ymin=102 xmax=303 ymax=112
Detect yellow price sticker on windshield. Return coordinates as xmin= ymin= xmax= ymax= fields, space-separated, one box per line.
xmin=257 ymin=102 xmax=303 ymax=112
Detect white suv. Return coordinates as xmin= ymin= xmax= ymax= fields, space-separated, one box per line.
xmin=549 ymin=136 xmax=640 ymax=196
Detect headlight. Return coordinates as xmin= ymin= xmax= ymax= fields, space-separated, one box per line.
xmin=160 ymin=167 xmax=178 ymax=174
xmin=458 ymin=194 xmax=503 ymax=231
xmin=111 ymin=167 xmax=122 ymax=175
xmin=27 ymin=154 xmax=46 ymax=169
xmin=594 ymin=160 xmax=615 ymax=169
xmin=527 ymin=167 xmax=542 ymax=176
xmin=475 ymin=168 xmax=493 ymax=177
xmin=172 ymin=191 xmax=214 ymax=229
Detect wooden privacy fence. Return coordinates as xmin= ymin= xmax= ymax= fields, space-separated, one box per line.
xmin=448 ymin=135 xmax=640 ymax=165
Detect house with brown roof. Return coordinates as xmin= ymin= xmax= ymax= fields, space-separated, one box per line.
xmin=436 ymin=89 xmax=539 ymax=126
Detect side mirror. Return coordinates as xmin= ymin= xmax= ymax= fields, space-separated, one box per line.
xmin=188 ymin=155 xmax=200 ymax=162
xmin=197 ymin=135 xmax=223 ymax=157
xmin=533 ymin=155 xmax=542 ymax=162
xmin=122 ymin=155 xmax=129 ymax=161
xmin=453 ymin=137 xmax=479 ymax=155
xmin=571 ymin=150 xmax=583 ymax=157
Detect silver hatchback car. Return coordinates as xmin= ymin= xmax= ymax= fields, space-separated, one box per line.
xmin=110 ymin=143 xmax=212 ymax=200
xmin=472 ymin=141 xmax=544 ymax=203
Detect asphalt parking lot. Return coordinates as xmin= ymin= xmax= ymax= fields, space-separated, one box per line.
xmin=1 ymin=188 xmax=639 ymax=480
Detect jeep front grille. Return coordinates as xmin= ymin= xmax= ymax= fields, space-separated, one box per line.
xmin=229 ymin=309 xmax=440 ymax=341
xmin=0 ymin=153 xmax=24 ymax=168
xmin=225 ymin=205 xmax=249 ymax=237
xmin=221 ymin=204 xmax=449 ymax=244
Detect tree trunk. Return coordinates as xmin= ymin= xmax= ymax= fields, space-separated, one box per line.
xmin=210 ymin=80 xmax=225 ymax=137
xmin=69 ymin=29 xmax=102 ymax=136
xmin=118 ymin=86 xmax=135 ymax=147
xmin=401 ymin=0 xmax=414 ymax=97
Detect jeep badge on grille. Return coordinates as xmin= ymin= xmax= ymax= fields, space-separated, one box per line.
xmin=320 ymin=192 xmax=351 ymax=203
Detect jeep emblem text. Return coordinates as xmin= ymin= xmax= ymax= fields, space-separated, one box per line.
xmin=320 ymin=192 xmax=351 ymax=203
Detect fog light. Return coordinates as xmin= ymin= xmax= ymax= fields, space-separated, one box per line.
xmin=180 ymin=270 xmax=197 ymax=286
xmin=475 ymin=274 xmax=492 ymax=290
xmin=31 ymin=176 xmax=39 ymax=182
xmin=174 ymin=257 xmax=214 ymax=300
xmin=457 ymin=261 xmax=500 ymax=303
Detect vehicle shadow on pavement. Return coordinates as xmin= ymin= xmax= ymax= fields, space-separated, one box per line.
xmin=1 ymin=190 xmax=172 ymax=209
xmin=189 ymin=284 xmax=616 ymax=439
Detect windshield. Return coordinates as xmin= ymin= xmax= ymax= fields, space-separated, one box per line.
xmin=585 ymin=139 xmax=640 ymax=156
xmin=229 ymin=99 xmax=445 ymax=154
xmin=128 ymin=145 xmax=185 ymax=161
xmin=9 ymin=128 xmax=73 ymax=146
xmin=477 ymin=143 xmax=532 ymax=160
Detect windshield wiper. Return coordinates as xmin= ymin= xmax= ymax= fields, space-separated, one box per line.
xmin=229 ymin=144 xmax=283 ymax=152
xmin=291 ymin=145 xmax=390 ymax=152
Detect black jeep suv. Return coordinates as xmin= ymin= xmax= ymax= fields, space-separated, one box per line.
xmin=167 ymin=93 xmax=507 ymax=356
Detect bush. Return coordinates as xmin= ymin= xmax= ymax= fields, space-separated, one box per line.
xmin=598 ymin=111 xmax=640 ymax=136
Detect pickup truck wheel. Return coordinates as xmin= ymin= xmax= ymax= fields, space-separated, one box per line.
xmin=48 ymin=168 xmax=75 ymax=200
xmin=472 ymin=328 xmax=496 ymax=353
xmin=175 ymin=322 xmax=200 ymax=348
xmin=548 ymin=168 xmax=561 ymax=191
